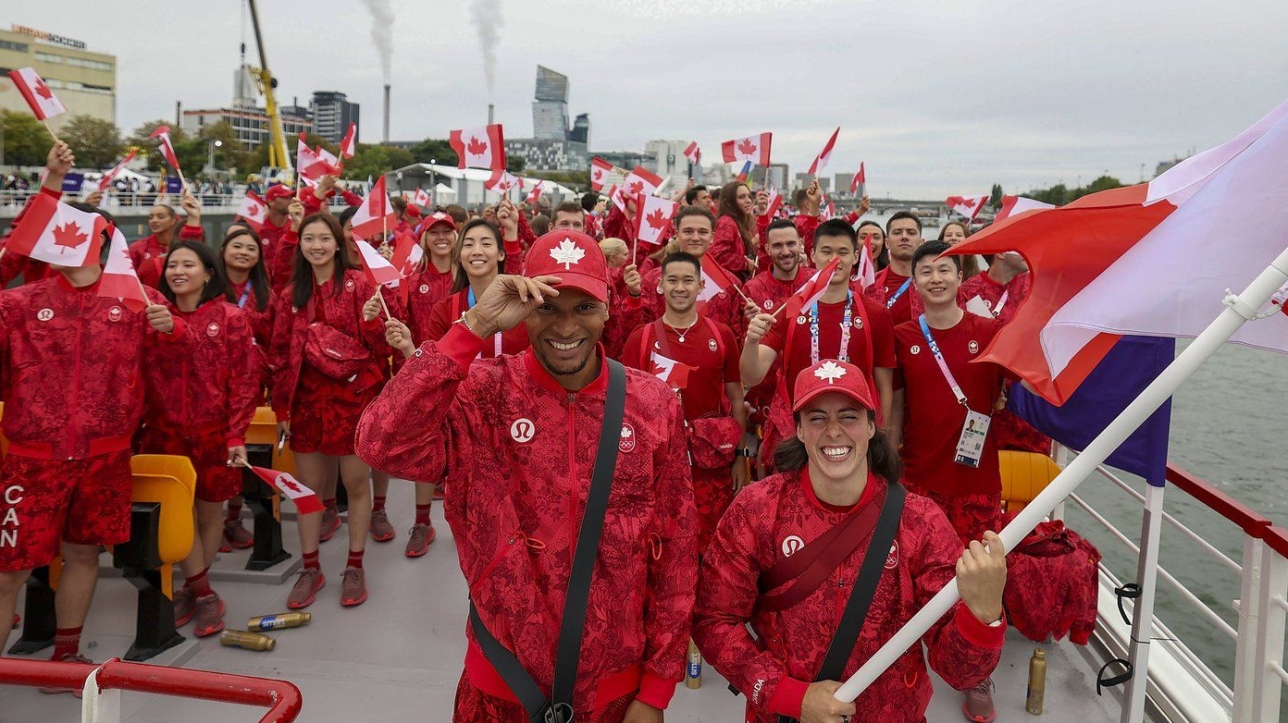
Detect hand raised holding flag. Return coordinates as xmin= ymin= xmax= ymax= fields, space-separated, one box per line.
xmin=384 ymin=317 xmax=417 ymax=359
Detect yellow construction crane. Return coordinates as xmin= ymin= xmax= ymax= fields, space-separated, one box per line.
xmin=246 ymin=0 xmax=291 ymax=176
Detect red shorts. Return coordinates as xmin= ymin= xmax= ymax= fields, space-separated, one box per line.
xmin=909 ymin=487 xmax=1002 ymax=547
xmin=0 ymin=451 xmax=133 ymax=572
xmin=452 ymin=671 xmax=634 ymax=723
xmin=693 ymin=466 xmax=735 ymax=554
xmin=290 ymin=367 xmax=377 ymax=457
xmin=139 ymin=427 xmax=242 ymax=503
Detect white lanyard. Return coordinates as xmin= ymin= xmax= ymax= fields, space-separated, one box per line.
xmin=918 ymin=315 xmax=969 ymax=407
xmin=809 ymin=293 xmax=852 ymax=365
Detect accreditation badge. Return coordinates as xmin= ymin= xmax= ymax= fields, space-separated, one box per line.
xmin=953 ymin=409 xmax=992 ymax=468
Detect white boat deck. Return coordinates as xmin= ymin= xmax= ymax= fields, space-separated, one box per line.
xmin=0 ymin=481 xmax=1130 ymax=722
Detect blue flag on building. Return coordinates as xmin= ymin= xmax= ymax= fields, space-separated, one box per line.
xmin=1007 ymin=335 xmax=1174 ymax=486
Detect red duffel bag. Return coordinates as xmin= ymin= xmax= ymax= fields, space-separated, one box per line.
xmin=1003 ymin=513 xmax=1102 ymax=644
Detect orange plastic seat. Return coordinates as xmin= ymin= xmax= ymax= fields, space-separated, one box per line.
xmin=247 ymin=406 xmax=296 ymax=476
xmin=130 ymin=454 xmax=197 ymax=595
xmin=998 ymin=450 xmax=1062 ymax=514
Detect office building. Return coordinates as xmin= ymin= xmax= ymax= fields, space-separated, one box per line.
xmin=0 ymin=25 xmax=115 ymax=131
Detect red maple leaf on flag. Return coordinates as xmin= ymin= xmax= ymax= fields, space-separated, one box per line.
xmin=467 ymin=137 xmax=488 ymax=156
xmin=277 ymin=475 xmax=304 ymax=495
xmin=592 ymin=168 xmax=604 ymax=181
xmin=52 ymin=222 xmax=89 ymax=253
xmin=946 ymin=196 xmax=964 ymax=206
xmin=627 ymin=181 xmax=644 ymax=195
xmin=33 ymin=78 xmax=54 ymax=101
xmin=245 ymin=201 xmax=261 ymax=216
xmin=646 ymin=208 xmax=669 ymax=230
xmin=737 ymin=138 xmax=758 ymax=156
xmin=961 ymin=197 xmax=979 ymax=208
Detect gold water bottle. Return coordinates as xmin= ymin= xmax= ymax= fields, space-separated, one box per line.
xmin=1026 ymin=648 xmax=1046 ymax=714
xmin=220 ymin=630 xmax=277 ymax=651
xmin=248 ymin=612 xmax=312 ymax=631
xmin=685 ymin=639 xmax=702 ymax=689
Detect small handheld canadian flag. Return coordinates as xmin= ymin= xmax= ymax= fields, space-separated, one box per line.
xmin=339 ymin=122 xmax=358 ymax=159
xmin=946 ymin=194 xmax=990 ymax=220
xmin=412 ymin=187 xmax=432 ymax=209
xmin=621 ymin=166 xmax=663 ymax=199
xmin=485 ymin=169 xmax=519 ymax=197
xmin=721 ymin=132 xmax=773 ymax=167
xmin=761 ymin=186 xmax=783 ymax=220
xmin=697 ymin=257 xmax=739 ymax=308
xmin=98 ymin=148 xmax=139 ymax=192
xmin=683 ymin=141 xmax=701 ymax=165
xmin=775 ymin=257 xmax=841 ymax=317
xmin=247 ymin=465 xmax=324 ymax=515
xmin=5 ymin=192 xmax=106 ymax=267
xmin=525 ymin=181 xmax=544 ymax=206
xmin=806 ymin=127 xmax=840 ymax=177
xmin=7 ymin=67 xmax=67 ymax=121
xmin=850 ymin=162 xmax=867 ymax=197
xmin=355 ymin=240 xmax=402 ymax=288
xmin=590 ymin=157 xmax=614 ymax=192
xmin=98 ymin=225 xmax=151 ymax=312
xmin=651 ymin=352 xmax=696 ymax=391
xmin=634 ymin=194 xmax=679 ymax=251
xmin=235 ymin=191 xmax=267 ymax=233
xmin=449 ymin=124 xmax=506 ymax=170
xmin=351 ymin=176 xmax=398 ymax=240
xmin=148 ymin=126 xmax=183 ymax=177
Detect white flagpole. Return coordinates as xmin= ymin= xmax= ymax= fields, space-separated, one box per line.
xmin=833 ymin=241 xmax=1288 ymax=706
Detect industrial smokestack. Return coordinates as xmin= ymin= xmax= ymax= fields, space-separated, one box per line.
xmin=383 ymin=84 xmax=391 ymax=143
xmin=488 ymin=104 xmax=494 ymax=125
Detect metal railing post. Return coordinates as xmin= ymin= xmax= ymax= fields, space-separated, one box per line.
xmin=1231 ymin=536 xmax=1265 ymax=722
xmin=1251 ymin=538 xmax=1288 ymax=722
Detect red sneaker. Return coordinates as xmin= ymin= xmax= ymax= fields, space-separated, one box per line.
xmin=340 ymin=567 xmax=367 ymax=607
xmin=173 ymin=585 xmax=196 ymax=627
xmin=223 ymin=517 xmax=254 ymax=550
xmin=38 ymin=653 xmax=93 ymax=697
xmin=319 ymin=506 xmax=341 ymax=543
xmin=962 ymin=678 xmax=996 ymax=723
xmin=404 ymin=523 xmax=436 ymax=558
xmin=193 ymin=593 xmax=226 ymax=638
xmin=287 ymin=568 xmax=326 ymax=610
xmin=369 ymin=509 xmax=396 ymax=543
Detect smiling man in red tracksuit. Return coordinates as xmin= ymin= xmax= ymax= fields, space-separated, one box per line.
xmin=0 ymin=142 xmax=180 ymax=680
xmin=356 ymin=230 xmax=697 ymax=723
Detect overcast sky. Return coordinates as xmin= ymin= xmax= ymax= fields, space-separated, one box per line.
xmin=13 ymin=0 xmax=1288 ymax=198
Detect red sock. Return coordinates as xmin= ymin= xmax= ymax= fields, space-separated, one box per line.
xmin=415 ymin=503 xmax=432 ymax=526
xmin=323 ymin=497 xmax=337 ymax=511
xmin=184 ymin=567 xmax=213 ymax=597
xmin=372 ymin=495 xmax=387 ymax=512
xmin=226 ymin=497 xmax=244 ymax=522
xmin=302 ymin=550 xmax=321 ymax=571
xmin=52 ymin=626 xmax=82 ymax=660
xmin=346 ymin=549 xmax=364 ymax=570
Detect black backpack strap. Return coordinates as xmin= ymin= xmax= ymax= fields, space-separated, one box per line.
xmin=467 ymin=359 xmax=627 ymax=723
xmin=777 ymin=481 xmax=906 ymax=723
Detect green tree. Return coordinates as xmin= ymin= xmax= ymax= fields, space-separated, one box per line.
xmin=196 ymin=120 xmax=249 ymax=173
xmin=341 ymin=144 xmax=414 ymax=181
xmin=127 ymin=118 xmax=189 ymax=173
xmin=1077 ymin=175 xmax=1122 ymax=199
xmin=989 ymin=183 xmax=1003 ymax=207
xmin=59 ymin=115 xmax=123 ymax=170
xmin=0 ymin=110 xmax=54 ymax=167
xmin=410 ymin=138 xmax=456 ymax=164
xmin=507 ymin=155 xmax=526 ymax=173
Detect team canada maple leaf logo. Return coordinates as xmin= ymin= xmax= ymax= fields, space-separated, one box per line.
xmin=814 ymin=360 xmax=847 ymax=384
xmin=645 ymin=207 xmax=669 ymax=231
xmin=467 ymin=136 xmax=489 ymax=156
xmin=52 ymin=221 xmax=89 ymax=253
xmin=33 ymin=78 xmax=54 ymax=101
xmin=549 ymin=238 xmax=585 ymax=270
xmin=737 ymin=138 xmax=758 ymax=157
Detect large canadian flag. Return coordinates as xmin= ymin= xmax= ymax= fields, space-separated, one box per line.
xmin=650 ymin=352 xmax=696 ymax=391
xmin=355 ymin=240 xmax=402 ymax=287
xmin=946 ymin=194 xmax=989 ymax=220
xmin=5 ymin=193 xmax=106 ymax=267
xmin=634 ymin=195 xmax=679 ymax=249
xmin=7 ymin=67 xmax=67 ymax=120
xmin=449 ymin=124 xmax=506 ymax=170
xmin=590 ymin=157 xmax=614 ymax=192
xmin=98 ymin=225 xmax=150 ymax=311
xmin=721 ymin=132 xmax=773 ymax=166
xmin=351 ymin=176 xmax=398 ymax=240
xmin=806 ymin=127 xmax=840 ymax=177
xmin=951 ymin=97 xmax=1288 ymax=404
xmin=235 ymin=191 xmax=267 ymax=232
xmin=994 ymin=195 xmax=1056 ymax=223
xmin=248 ymin=466 xmax=324 ymax=515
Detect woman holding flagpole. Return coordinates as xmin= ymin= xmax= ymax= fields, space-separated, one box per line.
xmin=269 ymin=211 xmax=391 ymax=609
xmin=711 ymin=180 xmax=761 ymax=279
xmin=392 ymin=219 xmax=530 ymax=559
xmin=143 ymin=241 xmax=259 ymax=638
xmin=692 ymin=360 xmax=1008 ymax=723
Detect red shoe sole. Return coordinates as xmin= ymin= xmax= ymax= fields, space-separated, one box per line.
xmin=340 ymin=589 xmax=368 ymax=607
xmin=962 ymin=701 xmax=996 ymax=723
xmin=226 ymin=538 xmax=254 ymax=550
xmin=287 ymin=576 xmax=326 ymax=610
xmin=404 ymin=527 xmax=436 ymax=558
xmin=371 ymin=530 xmax=396 ymax=543
xmin=193 ymin=600 xmax=227 ymax=638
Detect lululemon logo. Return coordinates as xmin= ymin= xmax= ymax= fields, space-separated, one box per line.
xmin=781 ymin=535 xmax=805 ymax=557
xmin=36 ymin=308 xmax=53 ymax=322
xmin=763 ymin=300 xmax=773 ymax=310
xmin=509 ymin=418 xmax=535 ymax=444
xmin=910 ymin=345 xmax=921 ymax=355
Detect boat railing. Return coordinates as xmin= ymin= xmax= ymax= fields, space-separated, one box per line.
xmin=1054 ymin=444 xmax=1287 ymax=723
xmin=0 ymin=655 xmax=302 ymax=722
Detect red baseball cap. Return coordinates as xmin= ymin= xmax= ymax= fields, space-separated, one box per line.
xmin=524 ymin=230 xmax=609 ymax=302
xmin=265 ymin=184 xmax=294 ymax=202
xmin=405 ymin=205 xmax=422 ymax=219
xmin=423 ymin=211 xmax=456 ymax=231
xmin=792 ymin=360 xmax=875 ymax=413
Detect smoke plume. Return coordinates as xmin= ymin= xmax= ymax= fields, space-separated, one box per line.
xmin=470 ymin=0 xmax=503 ymax=95
xmin=362 ymin=0 xmax=395 ymax=82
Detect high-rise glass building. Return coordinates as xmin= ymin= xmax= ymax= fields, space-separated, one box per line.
xmin=532 ymin=65 xmax=570 ymax=142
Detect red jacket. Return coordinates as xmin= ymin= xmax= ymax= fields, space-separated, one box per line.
xmin=128 ymin=225 xmax=207 ymax=290
xmin=693 ymin=470 xmax=1005 ymax=723
xmin=0 ymin=193 xmax=53 ymax=287
xmin=143 ymin=300 xmax=259 ymax=447
xmin=641 ymin=261 xmax=746 ymax=340
xmin=226 ymin=279 xmax=275 ymax=350
xmin=261 ymin=217 xmax=295 ymax=289
xmin=354 ymin=325 xmax=698 ymax=712
xmin=710 ymin=215 xmax=756 ymax=279
xmin=402 ymin=264 xmax=456 ymax=348
xmin=0 ymin=275 xmax=183 ymax=459
xmin=268 ymin=269 xmax=391 ymax=420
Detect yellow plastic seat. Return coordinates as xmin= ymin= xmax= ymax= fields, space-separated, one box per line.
xmin=999 ymin=450 xmax=1062 ymax=514
xmin=247 ymin=406 xmax=296 ymax=476
xmin=130 ymin=454 xmax=197 ymax=595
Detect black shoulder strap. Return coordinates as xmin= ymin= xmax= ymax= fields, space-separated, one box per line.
xmin=469 ymin=359 xmax=627 ymax=723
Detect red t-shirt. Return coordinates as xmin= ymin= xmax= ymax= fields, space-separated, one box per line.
xmin=762 ymin=294 xmax=896 ymax=400
xmin=881 ymin=269 xmax=915 ymax=326
xmin=621 ymin=316 xmax=740 ymax=423
xmin=893 ymin=312 xmax=1007 ymax=497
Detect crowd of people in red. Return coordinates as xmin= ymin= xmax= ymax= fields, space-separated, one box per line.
xmin=0 ymin=141 xmax=1075 ymax=723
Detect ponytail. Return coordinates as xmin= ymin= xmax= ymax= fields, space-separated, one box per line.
xmin=772 ymin=410 xmax=903 ymax=483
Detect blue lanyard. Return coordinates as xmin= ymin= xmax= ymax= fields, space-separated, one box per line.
xmin=236 ymin=284 xmax=251 ymax=309
xmin=886 ymin=277 xmax=912 ymax=309
xmin=467 ymin=287 xmax=476 ymax=309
